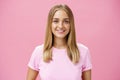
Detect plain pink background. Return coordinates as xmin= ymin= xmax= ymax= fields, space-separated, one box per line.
xmin=0 ymin=0 xmax=120 ymax=80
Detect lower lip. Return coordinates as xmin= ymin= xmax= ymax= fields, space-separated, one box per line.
xmin=57 ymin=30 xmax=65 ymax=34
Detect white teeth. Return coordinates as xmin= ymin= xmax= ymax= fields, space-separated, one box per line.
xmin=57 ymin=30 xmax=64 ymax=32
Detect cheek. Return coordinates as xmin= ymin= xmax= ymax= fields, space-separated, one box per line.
xmin=66 ymin=25 xmax=70 ymax=31
xmin=67 ymin=26 xmax=71 ymax=34
xmin=51 ymin=23 xmax=56 ymax=29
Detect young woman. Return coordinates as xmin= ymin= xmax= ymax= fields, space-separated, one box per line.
xmin=26 ymin=4 xmax=92 ymax=80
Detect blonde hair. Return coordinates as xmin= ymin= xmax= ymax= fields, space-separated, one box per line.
xmin=43 ymin=4 xmax=80 ymax=64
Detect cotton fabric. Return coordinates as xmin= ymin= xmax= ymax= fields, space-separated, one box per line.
xmin=28 ymin=43 xmax=92 ymax=80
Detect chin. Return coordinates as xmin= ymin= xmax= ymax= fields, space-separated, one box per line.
xmin=55 ymin=35 xmax=67 ymax=39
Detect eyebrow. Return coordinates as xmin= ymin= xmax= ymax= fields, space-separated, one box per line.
xmin=53 ymin=18 xmax=69 ymax=20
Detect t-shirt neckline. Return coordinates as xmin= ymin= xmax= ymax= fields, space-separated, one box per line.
xmin=52 ymin=46 xmax=67 ymax=52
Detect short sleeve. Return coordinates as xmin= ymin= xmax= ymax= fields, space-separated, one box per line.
xmin=28 ymin=46 xmax=40 ymax=71
xmin=82 ymin=49 xmax=92 ymax=72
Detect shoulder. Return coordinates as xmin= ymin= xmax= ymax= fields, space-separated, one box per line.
xmin=28 ymin=44 xmax=44 ymax=70
xmin=77 ymin=43 xmax=89 ymax=51
xmin=35 ymin=44 xmax=44 ymax=49
xmin=35 ymin=44 xmax=44 ymax=51
xmin=31 ymin=44 xmax=44 ymax=57
xmin=77 ymin=43 xmax=90 ymax=57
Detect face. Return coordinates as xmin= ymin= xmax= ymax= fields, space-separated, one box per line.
xmin=51 ymin=10 xmax=70 ymax=40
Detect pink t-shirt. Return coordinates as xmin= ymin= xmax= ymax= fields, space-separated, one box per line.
xmin=28 ymin=43 xmax=92 ymax=80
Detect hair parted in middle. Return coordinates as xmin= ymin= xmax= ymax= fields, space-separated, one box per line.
xmin=43 ymin=4 xmax=80 ymax=64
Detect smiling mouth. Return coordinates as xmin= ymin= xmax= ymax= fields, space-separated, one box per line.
xmin=56 ymin=30 xmax=65 ymax=33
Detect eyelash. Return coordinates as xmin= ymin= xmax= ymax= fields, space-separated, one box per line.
xmin=53 ymin=20 xmax=69 ymax=23
xmin=53 ymin=20 xmax=58 ymax=23
xmin=64 ymin=21 xmax=69 ymax=23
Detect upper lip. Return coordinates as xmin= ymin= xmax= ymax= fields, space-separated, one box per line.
xmin=56 ymin=29 xmax=65 ymax=31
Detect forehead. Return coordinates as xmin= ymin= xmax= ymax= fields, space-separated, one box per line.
xmin=53 ymin=10 xmax=69 ymax=18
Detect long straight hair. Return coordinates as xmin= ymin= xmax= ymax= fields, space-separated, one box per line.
xmin=43 ymin=4 xmax=80 ymax=64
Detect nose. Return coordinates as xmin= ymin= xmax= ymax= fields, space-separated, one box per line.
xmin=58 ymin=22 xmax=63 ymax=28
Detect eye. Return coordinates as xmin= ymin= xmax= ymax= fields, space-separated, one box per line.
xmin=52 ymin=19 xmax=59 ymax=23
xmin=64 ymin=20 xmax=70 ymax=24
xmin=53 ymin=20 xmax=58 ymax=22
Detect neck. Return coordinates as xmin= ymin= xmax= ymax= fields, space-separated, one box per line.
xmin=53 ymin=38 xmax=67 ymax=49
